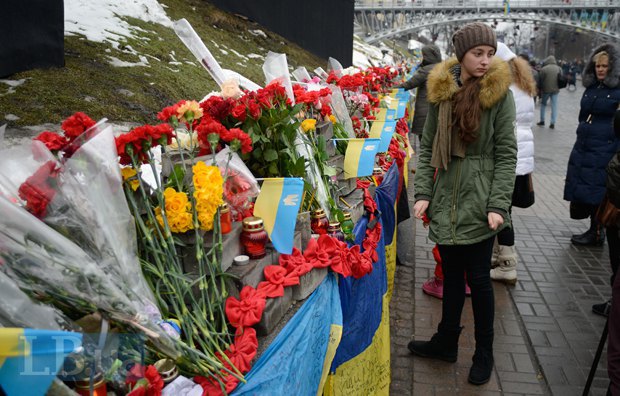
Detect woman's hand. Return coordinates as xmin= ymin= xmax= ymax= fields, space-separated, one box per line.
xmin=488 ymin=212 xmax=504 ymax=230
xmin=414 ymin=200 xmax=429 ymax=220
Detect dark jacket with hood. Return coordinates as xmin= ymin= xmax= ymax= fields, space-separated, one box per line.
xmin=563 ymin=44 xmax=620 ymax=206
xmin=539 ymin=55 xmax=562 ymax=94
xmin=399 ymin=44 xmax=442 ymax=136
xmin=414 ymin=57 xmax=517 ymax=245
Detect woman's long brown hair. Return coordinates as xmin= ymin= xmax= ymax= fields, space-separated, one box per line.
xmin=453 ymin=77 xmax=482 ymax=143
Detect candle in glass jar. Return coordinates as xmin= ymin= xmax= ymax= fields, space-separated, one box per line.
xmin=74 ymin=372 xmax=107 ymax=396
xmin=311 ymin=208 xmax=329 ymax=235
xmin=341 ymin=211 xmax=355 ymax=236
xmin=220 ymin=203 xmax=232 ymax=234
xmin=327 ymin=221 xmax=345 ymax=242
xmin=241 ymin=216 xmax=268 ymax=259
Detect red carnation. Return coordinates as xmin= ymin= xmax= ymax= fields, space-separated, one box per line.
xmin=18 ymin=161 xmax=60 ymax=218
xmin=61 ymin=112 xmax=96 ymax=140
xmin=34 ymin=131 xmax=68 ymax=152
xmin=231 ymin=104 xmax=247 ymax=122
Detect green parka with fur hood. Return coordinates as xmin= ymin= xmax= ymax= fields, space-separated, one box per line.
xmin=414 ymin=57 xmax=517 ymax=245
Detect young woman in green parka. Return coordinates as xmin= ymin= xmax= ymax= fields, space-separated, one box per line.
xmin=408 ymin=22 xmax=517 ymax=385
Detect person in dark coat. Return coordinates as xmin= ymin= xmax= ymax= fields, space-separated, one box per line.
xmin=564 ymin=44 xmax=620 ymax=250
xmin=536 ymin=55 xmax=562 ymax=128
xmin=611 ymin=108 xmax=620 ymax=395
xmin=397 ymin=44 xmax=442 ymax=139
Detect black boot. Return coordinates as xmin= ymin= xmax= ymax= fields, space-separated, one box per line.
xmin=571 ymin=217 xmax=605 ymax=246
xmin=408 ymin=326 xmax=463 ymax=362
xmin=468 ymin=347 xmax=494 ymax=385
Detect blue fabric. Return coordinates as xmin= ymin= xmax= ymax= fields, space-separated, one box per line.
xmin=232 ymin=274 xmax=342 ymax=396
xmin=377 ymin=120 xmax=397 ymax=152
xmin=357 ymin=138 xmax=381 ymax=177
xmin=375 ymin=162 xmax=400 ymax=246
xmin=330 ymin=210 xmax=387 ymax=369
xmin=564 ymin=85 xmax=620 ymax=205
xmin=396 ymin=100 xmax=407 ymax=119
xmin=268 ymin=177 xmax=305 ymax=254
xmin=0 ymin=329 xmax=82 ymax=396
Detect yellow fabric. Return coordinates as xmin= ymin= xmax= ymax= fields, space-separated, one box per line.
xmin=316 ymin=324 xmax=343 ymax=396
xmin=323 ymin=295 xmax=391 ymax=396
xmin=254 ymin=178 xmax=284 ymax=237
xmin=369 ymin=120 xmax=388 ymax=140
xmin=344 ymin=139 xmax=365 ymax=179
xmin=0 ymin=328 xmax=29 ymax=368
xmin=373 ymin=108 xmax=395 ymax=122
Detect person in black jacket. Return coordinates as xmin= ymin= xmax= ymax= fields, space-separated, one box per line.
xmin=564 ymin=44 xmax=620 ymax=249
xmin=396 ymin=44 xmax=442 ymax=140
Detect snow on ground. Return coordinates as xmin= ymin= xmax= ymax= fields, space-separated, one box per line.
xmin=64 ymin=0 xmax=172 ymax=48
xmin=352 ymin=35 xmax=389 ymax=68
xmin=0 ymin=79 xmax=28 ymax=95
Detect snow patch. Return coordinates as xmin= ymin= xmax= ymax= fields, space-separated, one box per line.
xmin=247 ymin=53 xmax=264 ymax=59
xmin=107 ymin=55 xmax=150 ymax=67
xmin=64 ymin=0 xmax=173 ymax=49
xmin=0 ymin=79 xmax=28 ymax=95
xmin=231 ymin=49 xmax=248 ymax=60
xmin=249 ymin=29 xmax=267 ymax=39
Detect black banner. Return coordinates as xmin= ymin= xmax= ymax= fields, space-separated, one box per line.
xmin=207 ymin=0 xmax=354 ymax=67
xmin=0 ymin=0 xmax=64 ymax=77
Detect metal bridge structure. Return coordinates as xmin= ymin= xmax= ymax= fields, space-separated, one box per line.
xmin=355 ymin=0 xmax=620 ymax=45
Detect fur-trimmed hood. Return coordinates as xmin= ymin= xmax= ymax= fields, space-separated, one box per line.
xmin=427 ymin=57 xmax=512 ymax=109
xmin=582 ymin=43 xmax=620 ymax=89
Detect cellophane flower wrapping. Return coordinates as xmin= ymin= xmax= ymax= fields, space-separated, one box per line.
xmin=214 ymin=147 xmax=259 ymax=219
xmin=0 ymin=123 xmax=180 ymax=356
xmin=328 ymin=86 xmax=356 ymax=137
xmin=0 ymin=270 xmax=72 ymax=330
xmin=47 ymin=124 xmax=158 ymax=311
xmin=262 ymin=51 xmax=295 ymax=104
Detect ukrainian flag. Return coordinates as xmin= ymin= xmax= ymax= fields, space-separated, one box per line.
xmin=254 ymin=178 xmax=304 ymax=254
xmin=232 ymin=274 xmax=342 ymax=395
xmin=344 ymin=138 xmax=380 ymax=179
xmin=373 ymin=108 xmax=396 ymax=122
xmin=0 ymin=328 xmax=82 ymax=396
xmin=369 ymin=120 xmax=396 ymax=152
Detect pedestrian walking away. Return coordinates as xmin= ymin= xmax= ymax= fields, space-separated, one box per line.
xmin=564 ymin=44 xmax=620 ymax=251
xmin=490 ymin=42 xmax=537 ymax=285
xmin=537 ymin=55 xmax=562 ymax=129
xmin=408 ymin=22 xmax=517 ymax=386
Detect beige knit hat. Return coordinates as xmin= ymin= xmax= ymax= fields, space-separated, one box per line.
xmin=452 ymin=22 xmax=497 ymax=61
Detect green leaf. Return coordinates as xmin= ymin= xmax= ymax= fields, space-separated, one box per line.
xmin=264 ymin=149 xmax=279 ymax=162
xmin=165 ymin=165 xmax=186 ymax=189
xmin=289 ymin=157 xmax=306 ymax=177
xmin=268 ymin=162 xmax=279 ymax=176
xmin=323 ymin=165 xmax=338 ymax=177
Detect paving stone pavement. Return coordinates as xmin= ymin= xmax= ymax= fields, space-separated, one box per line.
xmin=390 ymin=83 xmax=612 ymax=395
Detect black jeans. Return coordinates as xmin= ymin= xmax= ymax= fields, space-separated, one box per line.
xmin=438 ymin=237 xmax=495 ymax=351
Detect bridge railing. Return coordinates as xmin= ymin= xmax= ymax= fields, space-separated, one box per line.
xmin=355 ymin=0 xmax=616 ymax=8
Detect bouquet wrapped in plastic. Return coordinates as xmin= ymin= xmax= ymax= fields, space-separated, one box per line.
xmin=0 ymin=118 xmax=240 ymax=392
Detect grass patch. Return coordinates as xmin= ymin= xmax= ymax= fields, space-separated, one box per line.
xmin=0 ymin=0 xmax=324 ymax=127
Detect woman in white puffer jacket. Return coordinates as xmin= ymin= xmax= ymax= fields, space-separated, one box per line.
xmin=491 ymin=42 xmax=536 ymax=284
